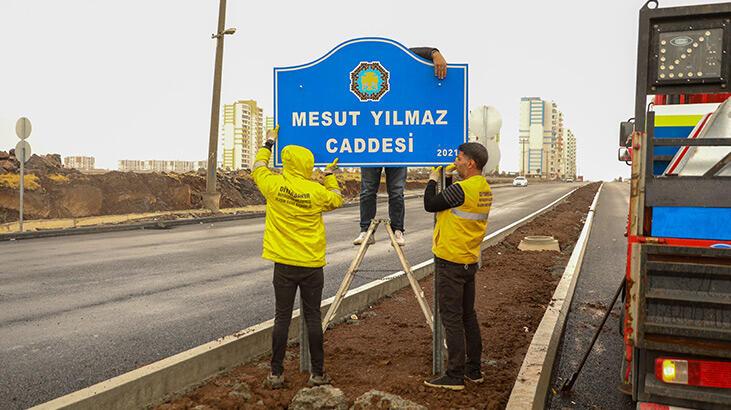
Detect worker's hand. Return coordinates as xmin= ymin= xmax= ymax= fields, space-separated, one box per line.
xmin=445 ymin=164 xmax=456 ymax=174
xmin=324 ymin=157 xmax=339 ymax=175
xmin=265 ymin=125 xmax=279 ymax=147
xmin=432 ymin=50 xmax=447 ymax=80
xmin=429 ymin=166 xmax=442 ymax=182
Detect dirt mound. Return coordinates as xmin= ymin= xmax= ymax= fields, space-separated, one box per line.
xmin=0 ymin=151 xmax=429 ymax=224
xmin=1 ymin=149 xmax=66 ymax=175
xmin=157 ymin=183 xmax=601 ymax=410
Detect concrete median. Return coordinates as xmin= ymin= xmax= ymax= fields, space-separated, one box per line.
xmin=506 ymin=183 xmax=603 ymax=410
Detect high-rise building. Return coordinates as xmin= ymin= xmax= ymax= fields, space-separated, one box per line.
xmin=563 ymin=129 xmax=577 ymax=179
xmin=64 ymin=156 xmax=95 ymax=171
xmin=520 ymin=97 xmax=568 ymax=178
xmin=549 ymin=111 xmax=565 ymax=179
xmin=519 ymin=97 xmax=545 ymax=176
xmin=221 ymin=100 xmax=264 ymax=170
xmin=265 ymin=116 xmax=274 ymax=131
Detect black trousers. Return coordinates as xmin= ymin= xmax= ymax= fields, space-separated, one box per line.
xmin=271 ymin=263 xmax=325 ymax=376
xmin=435 ymin=256 xmax=483 ymax=379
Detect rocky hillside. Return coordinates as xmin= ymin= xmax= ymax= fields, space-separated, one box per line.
xmin=0 ymin=149 xmax=364 ymax=223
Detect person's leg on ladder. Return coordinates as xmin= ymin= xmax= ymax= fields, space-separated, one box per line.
xmin=355 ymin=167 xmax=382 ymax=244
xmin=385 ymin=166 xmax=406 ymax=245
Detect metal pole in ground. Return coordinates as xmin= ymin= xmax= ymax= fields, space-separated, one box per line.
xmin=203 ymin=0 xmax=235 ymax=211
xmin=299 ymin=294 xmax=311 ymax=373
xmin=19 ymin=146 xmax=24 ymax=232
xmin=432 ymin=167 xmax=445 ymax=375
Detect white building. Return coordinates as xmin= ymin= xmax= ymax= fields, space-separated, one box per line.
xmin=221 ymin=100 xmax=264 ymax=170
xmin=519 ymin=97 xmax=545 ymax=176
xmin=64 ymin=156 xmax=95 ymax=171
xmin=118 ymin=160 xmax=205 ymax=173
xmin=519 ymin=97 xmax=568 ymax=178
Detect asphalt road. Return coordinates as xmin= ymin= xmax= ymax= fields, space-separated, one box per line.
xmin=1 ymin=182 xmax=581 ymax=409
xmin=547 ymin=182 xmax=635 ymax=410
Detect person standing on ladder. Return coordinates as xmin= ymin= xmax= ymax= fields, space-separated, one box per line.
xmin=423 ymin=142 xmax=492 ymax=391
xmin=252 ymin=125 xmax=343 ymax=388
xmin=353 ymin=46 xmax=448 ymax=247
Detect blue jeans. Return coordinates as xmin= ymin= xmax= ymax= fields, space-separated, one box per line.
xmin=359 ymin=167 xmax=406 ymax=232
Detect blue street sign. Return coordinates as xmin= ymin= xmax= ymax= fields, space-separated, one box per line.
xmin=274 ymin=37 xmax=468 ymax=167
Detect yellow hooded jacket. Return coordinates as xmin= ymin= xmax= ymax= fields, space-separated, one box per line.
xmin=252 ymin=145 xmax=343 ymax=267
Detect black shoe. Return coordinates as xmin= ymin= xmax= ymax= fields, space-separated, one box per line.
xmin=464 ymin=370 xmax=485 ymax=384
xmin=307 ymin=373 xmax=332 ymax=387
xmin=424 ymin=375 xmax=465 ymax=391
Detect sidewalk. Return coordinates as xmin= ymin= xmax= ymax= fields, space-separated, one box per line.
xmin=547 ymin=182 xmax=634 ymax=409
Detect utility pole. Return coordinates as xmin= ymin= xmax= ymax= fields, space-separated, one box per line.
xmin=203 ymin=0 xmax=236 ymax=211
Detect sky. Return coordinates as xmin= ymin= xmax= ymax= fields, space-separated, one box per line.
xmin=1 ymin=0 xmax=726 ymax=181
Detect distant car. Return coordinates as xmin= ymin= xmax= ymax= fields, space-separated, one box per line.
xmin=565 ymin=178 xmax=574 ymax=183
xmin=512 ymin=176 xmax=528 ymax=187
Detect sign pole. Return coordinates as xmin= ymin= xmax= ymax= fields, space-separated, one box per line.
xmin=432 ymin=167 xmax=445 ymax=375
xmin=19 ymin=146 xmax=24 ymax=232
xmin=15 ymin=117 xmax=32 ymax=233
xmin=299 ymin=294 xmax=311 ymax=373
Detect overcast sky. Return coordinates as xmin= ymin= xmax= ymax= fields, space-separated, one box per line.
xmin=1 ymin=0 xmax=726 ymax=180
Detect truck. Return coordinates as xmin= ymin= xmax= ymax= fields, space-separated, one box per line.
xmin=618 ymin=2 xmax=731 ymax=409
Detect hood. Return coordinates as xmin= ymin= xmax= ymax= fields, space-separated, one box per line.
xmin=282 ymin=145 xmax=314 ymax=179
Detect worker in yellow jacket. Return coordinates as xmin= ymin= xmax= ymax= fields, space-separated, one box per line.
xmin=252 ymin=125 xmax=343 ymax=388
xmin=422 ymin=142 xmax=492 ymax=391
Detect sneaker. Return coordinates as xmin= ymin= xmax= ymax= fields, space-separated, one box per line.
xmin=393 ymin=230 xmax=406 ymax=246
xmin=464 ymin=370 xmax=485 ymax=384
xmin=265 ymin=373 xmax=285 ymax=389
xmin=353 ymin=231 xmax=375 ymax=245
xmin=307 ymin=373 xmax=332 ymax=387
xmin=423 ymin=375 xmax=465 ymax=391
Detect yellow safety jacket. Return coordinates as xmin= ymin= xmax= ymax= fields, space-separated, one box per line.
xmin=252 ymin=145 xmax=343 ymax=267
xmin=432 ymin=175 xmax=492 ymax=264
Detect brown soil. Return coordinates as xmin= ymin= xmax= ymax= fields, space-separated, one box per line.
xmin=156 ymin=183 xmax=600 ymax=410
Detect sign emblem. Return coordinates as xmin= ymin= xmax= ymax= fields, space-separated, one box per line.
xmin=350 ymin=62 xmax=390 ymax=102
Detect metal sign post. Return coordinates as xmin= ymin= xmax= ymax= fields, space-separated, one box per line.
xmin=20 ymin=145 xmax=24 ymax=232
xmin=15 ymin=117 xmax=32 ymax=232
xmin=432 ymin=167 xmax=446 ymax=375
xmin=299 ymin=294 xmax=311 ymax=373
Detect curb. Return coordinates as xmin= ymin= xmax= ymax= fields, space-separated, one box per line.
xmin=506 ymin=183 xmax=604 ymax=410
xmin=30 ymin=186 xmax=579 ymax=410
xmin=1 ymin=184 xmax=515 ymax=241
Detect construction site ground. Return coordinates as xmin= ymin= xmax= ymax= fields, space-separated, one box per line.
xmin=156 ymin=182 xmax=600 ymax=410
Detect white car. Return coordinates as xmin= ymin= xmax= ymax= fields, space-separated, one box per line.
xmin=512 ymin=176 xmax=528 ymax=187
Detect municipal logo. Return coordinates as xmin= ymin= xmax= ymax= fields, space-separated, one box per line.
xmin=350 ymin=61 xmax=390 ymax=102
